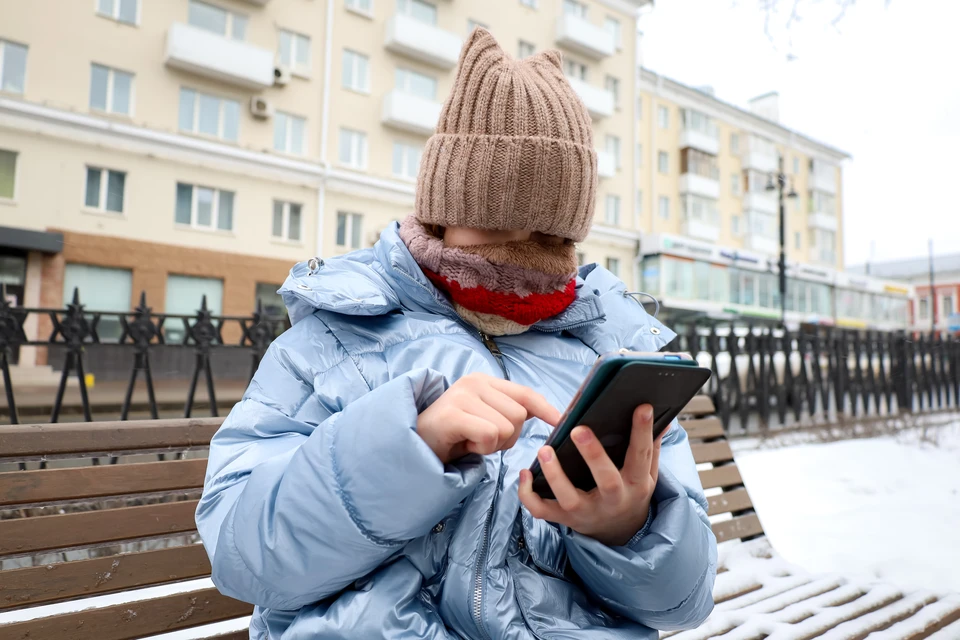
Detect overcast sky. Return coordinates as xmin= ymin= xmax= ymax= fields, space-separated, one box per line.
xmin=639 ymin=0 xmax=960 ymax=267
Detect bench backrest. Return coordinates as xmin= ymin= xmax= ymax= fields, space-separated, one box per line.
xmin=0 ymin=398 xmax=751 ymax=639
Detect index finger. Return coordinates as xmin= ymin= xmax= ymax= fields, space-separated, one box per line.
xmin=489 ymin=379 xmax=561 ymax=427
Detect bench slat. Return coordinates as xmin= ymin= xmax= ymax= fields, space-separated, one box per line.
xmin=0 ymin=587 xmax=252 ymax=640
xmin=681 ymin=395 xmax=715 ymax=417
xmin=707 ymin=488 xmax=754 ymax=517
xmin=205 ymin=632 xmax=251 ymax=640
xmin=0 ymin=545 xmax=211 ymax=611
xmin=0 ymin=459 xmax=208 ymax=507
xmin=680 ymin=417 xmax=724 ymax=441
xmin=0 ymin=500 xmax=199 ymax=557
xmin=691 ymin=441 xmax=734 ymax=465
xmin=712 ymin=514 xmax=763 ymax=542
xmin=699 ymin=464 xmax=743 ymax=490
xmin=0 ymin=419 xmax=223 ymax=459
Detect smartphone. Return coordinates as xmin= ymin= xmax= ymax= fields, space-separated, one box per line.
xmin=530 ymin=352 xmax=711 ymax=499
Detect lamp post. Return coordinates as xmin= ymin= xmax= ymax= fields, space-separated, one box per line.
xmin=766 ymin=156 xmax=798 ymax=329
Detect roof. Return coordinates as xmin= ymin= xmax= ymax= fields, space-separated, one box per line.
xmin=848 ymin=253 xmax=960 ymax=280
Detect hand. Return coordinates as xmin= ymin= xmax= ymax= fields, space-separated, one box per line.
xmin=417 ymin=373 xmax=561 ymax=465
xmin=519 ymin=404 xmax=666 ymax=547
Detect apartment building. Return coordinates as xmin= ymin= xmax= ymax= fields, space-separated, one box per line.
xmin=0 ymin=0 xmax=649 ymax=373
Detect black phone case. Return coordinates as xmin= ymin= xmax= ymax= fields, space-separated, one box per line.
xmin=531 ymin=362 xmax=711 ymax=499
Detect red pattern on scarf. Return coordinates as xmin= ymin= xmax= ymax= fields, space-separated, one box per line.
xmin=424 ymin=268 xmax=576 ymax=326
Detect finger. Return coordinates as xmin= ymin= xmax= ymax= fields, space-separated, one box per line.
xmin=622 ymin=404 xmax=655 ymax=485
xmin=480 ymin=387 xmax=528 ymax=429
xmin=456 ymin=412 xmax=505 ymax=456
xmin=518 ymin=469 xmax=569 ymax=525
xmin=489 ymin=379 xmax=561 ymax=427
xmin=537 ymin=446 xmax=582 ymax=512
xmin=570 ymin=426 xmax=623 ymax=500
xmin=464 ymin=398 xmax=516 ymax=450
xmin=650 ymin=421 xmax=670 ymax=484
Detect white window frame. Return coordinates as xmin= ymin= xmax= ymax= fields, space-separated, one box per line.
xmin=345 ymin=0 xmax=374 ymax=17
xmin=272 ymin=200 xmax=303 ymax=243
xmin=175 ymin=183 xmax=234 ymax=232
xmin=604 ymin=17 xmax=622 ymax=49
xmin=564 ymin=59 xmax=587 ymax=81
xmin=336 ymin=211 xmax=364 ymax=249
xmin=342 ymin=49 xmax=370 ymax=93
xmin=657 ymin=150 xmax=669 ymax=174
xmin=392 ymin=142 xmax=422 ymax=181
xmin=564 ymin=0 xmax=587 ymax=18
xmin=606 ymin=257 xmax=620 ymax=277
xmin=279 ymin=29 xmax=312 ymax=76
xmin=0 ymin=39 xmax=28 ymax=96
xmin=731 ymin=173 xmax=741 ymax=196
xmin=0 ymin=148 xmax=19 ymax=203
xmin=658 ymin=195 xmax=670 ymax=220
xmin=338 ymin=128 xmax=368 ymax=169
xmin=83 ymin=166 xmax=126 ymax=214
xmin=604 ymin=194 xmax=621 ymax=226
xmin=657 ymin=105 xmax=669 ymax=129
xmin=794 ymin=231 xmax=801 ymax=249
xmin=731 ymin=214 xmax=741 ymax=237
xmin=188 ymin=0 xmax=247 ymax=40
xmin=730 ymin=133 xmax=740 ymax=154
xmin=90 ymin=63 xmax=135 ymax=116
xmin=397 ymin=0 xmax=438 ymax=25
xmin=605 ymin=134 xmax=621 ymax=170
xmin=274 ymin=111 xmax=307 ymax=156
xmin=518 ymin=40 xmax=535 ymax=59
xmin=179 ymin=88 xmax=240 ymax=142
xmin=604 ymin=75 xmax=620 ymax=109
xmin=95 ymin=0 xmax=140 ymax=26
xmin=467 ymin=19 xmax=489 ymax=33
xmin=520 ymin=0 xmax=537 ymax=8
xmin=395 ymin=68 xmax=437 ymax=100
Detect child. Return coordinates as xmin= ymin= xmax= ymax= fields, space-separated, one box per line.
xmin=197 ymin=29 xmax=716 ymax=639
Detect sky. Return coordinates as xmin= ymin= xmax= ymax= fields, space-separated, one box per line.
xmin=639 ymin=0 xmax=960 ymax=268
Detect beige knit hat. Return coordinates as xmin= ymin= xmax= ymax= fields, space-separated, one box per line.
xmin=414 ymin=28 xmax=597 ymax=243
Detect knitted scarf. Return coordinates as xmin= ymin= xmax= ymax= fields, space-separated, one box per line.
xmin=399 ymin=217 xmax=578 ymax=336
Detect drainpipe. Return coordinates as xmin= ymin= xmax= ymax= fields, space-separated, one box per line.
xmin=315 ymin=0 xmax=335 ymax=258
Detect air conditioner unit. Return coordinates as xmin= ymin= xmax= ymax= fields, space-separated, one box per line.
xmin=274 ymin=66 xmax=292 ymax=87
xmin=249 ymin=96 xmax=274 ymax=119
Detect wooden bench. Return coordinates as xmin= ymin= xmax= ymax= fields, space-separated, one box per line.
xmin=1 ymin=401 xmax=958 ymax=639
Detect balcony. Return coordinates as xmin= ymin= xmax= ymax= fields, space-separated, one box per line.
xmin=741 ymin=148 xmax=777 ymax=173
xmin=385 ymin=14 xmax=462 ymax=69
xmin=597 ymin=149 xmax=616 ymax=179
xmin=745 ymin=234 xmax=778 ymax=255
xmin=812 ymin=170 xmax=837 ymax=194
xmin=680 ymin=129 xmax=719 ymax=156
xmin=680 ymin=173 xmax=720 ymax=199
xmin=554 ymin=14 xmax=615 ymax=60
xmin=381 ymin=90 xmax=443 ymax=136
xmin=808 ymin=211 xmax=838 ymax=232
xmin=566 ymin=77 xmax=614 ymax=120
xmin=682 ymin=219 xmax=720 ymax=243
xmin=165 ymin=22 xmax=275 ymax=89
xmin=743 ymin=192 xmax=777 ymax=216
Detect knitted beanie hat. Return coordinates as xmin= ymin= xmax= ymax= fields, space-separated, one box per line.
xmin=415 ymin=28 xmax=597 ymax=243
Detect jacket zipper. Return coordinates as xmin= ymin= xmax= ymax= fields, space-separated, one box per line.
xmin=479 ymin=332 xmax=509 ymax=379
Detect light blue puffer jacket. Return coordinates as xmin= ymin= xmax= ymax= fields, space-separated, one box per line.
xmin=196 ymin=223 xmax=717 ymax=639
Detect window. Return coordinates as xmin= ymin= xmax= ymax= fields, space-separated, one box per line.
xmin=605 ymin=135 xmax=621 ymax=170
xmin=793 ymin=156 xmax=800 ymax=174
xmin=164 ymin=274 xmax=223 ymax=344
xmin=467 ymin=19 xmax=489 ymax=32
xmin=809 ymin=190 xmax=836 ymax=215
xmin=658 ymin=195 xmax=670 ymax=220
xmin=189 ymin=1 xmax=247 ymax=40
xmin=397 ymin=0 xmax=437 ymax=25
xmin=606 ymin=257 xmax=620 ymax=277
xmin=576 ymin=251 xmax=585 ymax=267
xmin=395 ymin=68 xmax=437 ymax=100
xmin=336 ymin=211 xmax=363 ymax=249
xmin=175 ymin=183 xmax=234 ymax=231
xmin=681 ymin=195 xmax=719 ymax=226
xmin=919 ymin=297 xmax=930 ymax=320
xmin=563 ymin=59 xmax=587 ymax=81
xmin=279 ymin=29 xmax=312 ymax=74
xmin=731 ymin=214 xmax=741 ymax=236
xmin=635 ymin=189 xmax=642 ymax=214
xmin=730 ymin=133 xmax=740 ymax=153
xmin=0 ymin=149 xmax=17 ymax=200
xmin=636 ymin=96 xmax=643 ymax=119
xmin=274 ymin=111 xmax=307 ymax=155
xmin=338 ymin=128 xmax=367 ymax=168
xmin=681 ymin=109 xmax=718 ymax=138
xmin=178 ymin=89 xmax=240 ymax=142
xmin=63 ymin=265 xmax=132 ymax=341
xmin=604 ymin=17 xmax=622 ymax=49
xmin=657 ymin=150 xmax=669 ymax=174
xmin=605 ymin=75 xmax=620 ymax=108
xmin=0 ymin=40 xmax=28 ymax=95
xmin=518 ymin=40 xmax=535 ymax=59
xmin=657 ymin=105 xmax=669 ymax=129
xmin=84 ymin=167 xmax=126 ymax=213
xmin=794 ymin=231 xmax=801 ymax=249
xmin=943 ymin=295 xmax=955 ymax=319
xmin=731 ymin=173 xmax=741 ymax=196
xmin=604 ymin=195 xmax=621 ymax=226
xmin=794 ymin=194 xmax=802 ymax=212
xmin=636 ymin=143 xmax=643 ymax=167
xmin=520 ymin=0 xmax=537 ymax=8
xmin=272 ymin=200 xmax=303 ymax=242
xmin=89 ymin=64 xmax=133 ymax=116
xmin=681 ymin=148 xmax=718 ymax=179
xmin=96 ymin=0 xmax=138 ymax=24
xmin=255 ymin=282 xmax=286 ymax=320
xmin=392 ymin=142 xmax=422 ymax=180
xmin=808 ymin=228 xmax=836 ymax=264
xmin=342 ymin=49 xmax=370 ymax=92
xmin=345 ymin=0 xmax=373 ymax=14
xmin=748 ymin=210 xmax=777 ymax=239
xmin=564 ymin=0 xmax=587 ymax=18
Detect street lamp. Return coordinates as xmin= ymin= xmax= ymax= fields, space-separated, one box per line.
xmin=766 ymin=156 xmax=798 ymax=328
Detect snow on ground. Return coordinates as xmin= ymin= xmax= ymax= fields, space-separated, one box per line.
xmin=730 ymin=421 xmax=960 ymax=593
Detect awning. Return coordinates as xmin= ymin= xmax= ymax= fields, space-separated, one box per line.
xmin=0 ymin=226 xmax=64 ymax=254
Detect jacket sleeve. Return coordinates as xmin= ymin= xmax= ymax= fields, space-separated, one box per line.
xmin=562 ymin=421 xmax=717 ymax=630
xmin=195 ymin=317 xmax=484 ymax=610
